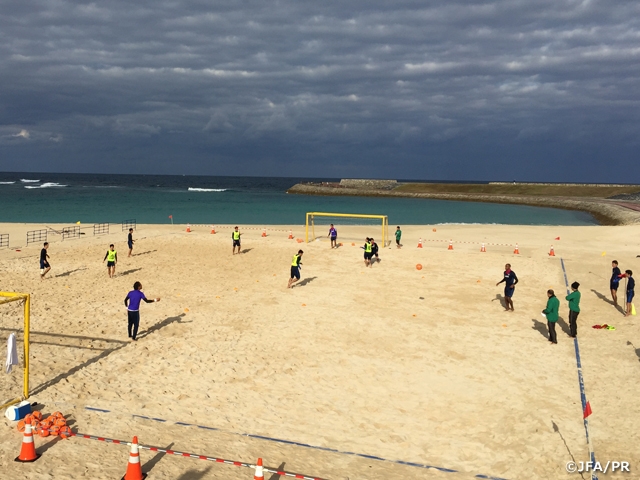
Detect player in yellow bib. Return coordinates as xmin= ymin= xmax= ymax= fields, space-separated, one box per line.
xmin=232 ymin=226 xmax=242 ymax=255
xmin=103 ymin=244 xmax=118 ymax=278
xmin=288 ymin=250 xmax=304 ymax=288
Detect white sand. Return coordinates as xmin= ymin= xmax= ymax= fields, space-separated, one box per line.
xmin=1 ymin=222 xmax=639 ymax=479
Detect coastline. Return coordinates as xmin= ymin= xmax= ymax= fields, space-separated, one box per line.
xmin=286 ymin=183 xmax=640 ymax=226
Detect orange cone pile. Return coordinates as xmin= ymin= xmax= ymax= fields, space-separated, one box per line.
xmin=549 ymin=245 xmax=555 ymax=256
xmin=186 ymin=224 xmax=191 ymax=233
xmin=262 ymin=228 xmax=267 ymax=237
xmin=480 ymin=243 xmax=486 ymax=252
xmin=448 ymin=240 xmax=453 ymax=250
xmin=254 ymin=457 xmax=264 ymax=480
xmin=15 ymin=423 xmax=40 ymax=463
xmin=417 ymin=238 xmax=423 ymax=248
xmin=288 ymin=230 xmax=293 ymax=239
xmin=514 ymin=243 xmax=520 ymax=254
xmin=122 ymin=436 xmax=147 ymax=480
xmin=210 ymin=225 xmax=216 ymax=234
xmin=16 ymin=411 xmax=70 ymax=439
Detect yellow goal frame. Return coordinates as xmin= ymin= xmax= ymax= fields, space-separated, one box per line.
xmin=305 ymin=212 xmax=389 ymax=246
xmin=0 ymin=292 xmax=30 ymax=410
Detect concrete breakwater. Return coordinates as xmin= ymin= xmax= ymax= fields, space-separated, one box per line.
xmin=287 ymin=183 xmax=640 ymax=225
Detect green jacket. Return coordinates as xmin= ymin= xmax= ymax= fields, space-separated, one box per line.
xmin=543 ymin=296 xmax=560 ymax=322
xmin=565 ymin=291 xmax=580 ymax=313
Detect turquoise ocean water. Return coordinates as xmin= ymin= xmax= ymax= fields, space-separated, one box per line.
xmin=0 ymin=173 xmax=596 ymax=225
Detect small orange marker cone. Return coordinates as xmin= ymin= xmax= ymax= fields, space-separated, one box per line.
xmin=15 ymin=423 xmax=40 ymax=463
xmin=549 ymin=245 xmax=555 ymax=256
xmin=262 ymin=228 xmax=267 ymax=237
xmin=432 ymin=228 xmax=436 ymax=232
xmin=254 ymin=457 xmax=264 ymax=480
xmin=288 ymin=230 xmax=293 ymax=239
xmin=514 ymin=243 xmax=520 ymax=254
xmin=448 ymin=240 xmax=453 ymax=250
xmin=186 ymin=224 xmax=191 ymax=233
xmin=417 ymin=238 xmax=423 ymax=248
xmin=480 ymin=243 xmax=486 ymax=252
xmin=122 ymin=436 xmax=147 ymax=480
xmin=210 ymin=225 xmax=216 ymax=234
xmin=555 ymin=236 xmax=560 ymax=241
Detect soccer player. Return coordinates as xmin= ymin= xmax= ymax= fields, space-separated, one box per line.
xmin=232 ymin=226 xmax=242 ymax=255
xmin=610 ymin=260 xmax=621 ymax=306
xmin=370 ymin=238 xmax=380 ymax=263
xmin=328 ymin=224 xmax=337 ymax=249
xmin=127 ymin=228 xmax=135 ymax=257
xmin=124 ymin=281 xmax=160 ymax=341
xmin=395 ymin=226 xmax=402 ymax=248
xmin=542 ymin=289 xmax=559 ymax=344
xmin=362 ymin=238 xmax=373 ymax=267
xmin=40 ymin=242 xmax=51 ymax=280
xmin=619 ymin=270 xmax=635 ymax=317
xmin=496 ymin=263 xmax=518 ymax=311
xmin=103 ymin=244 xmax=118 ymax=278
xmin=288 ymin=250 xmax=304 ymax=288
xmin=566 ymin=281 xmax=581 ymax=338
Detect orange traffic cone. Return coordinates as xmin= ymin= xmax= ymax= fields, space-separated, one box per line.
xmin=288 ymin=230 xmax=293 ymax=239
xmin=514 ymin=243 xmax=520 ymax=254
xmin=549 ymin=245 xmax=555 ymax=256
xmin=448 ymin=240 xmax=453 ymax=250
xmin=254 ymin=457 xmax=264 ymax=480
xmin=122 ymin=436 xmax=147 ymax=480
xmin=262 ymin=228 xmax=267 ymax=237
xmin=480 ymin=243 xmax=486 ymax=252
xmin=210 ymin=225 xmax=216 ymax=234
xmin=15 ymin=423 xmax=40 ymax=463
xmin=417 ymin=238 xmax=423 ymax=248
xmin=186 ymin=224 xmax=191 ymax=233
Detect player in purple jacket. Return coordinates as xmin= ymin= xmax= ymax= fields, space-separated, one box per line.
xmin=124 ymin=281 xmax=160 ymax=341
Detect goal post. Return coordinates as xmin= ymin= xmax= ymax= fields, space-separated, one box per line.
xmin=0 ymin=292 xmax=30 ymax=410
xmin=305 ymin=212 xmax=389 ymax=246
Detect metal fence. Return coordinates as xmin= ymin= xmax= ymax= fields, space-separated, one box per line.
xmin=93 ymin=223 xmax=110 ymax=236
xmin=0 ymin=234 xmax=8 ymax=249
xmin=122 ymin=219 xmax=136 ymax=231
xmin=27 ymin=229 xmax=48 ymax=245
xmin=62 ymin=226 xmax=81 ymax=241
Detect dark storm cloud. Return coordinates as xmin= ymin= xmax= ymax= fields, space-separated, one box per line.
xmin=1 ymin=0 xmax=639 ymax=180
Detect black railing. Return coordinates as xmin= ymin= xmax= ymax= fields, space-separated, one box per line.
xmin=27 ymin=229 xmax=47 ymax=245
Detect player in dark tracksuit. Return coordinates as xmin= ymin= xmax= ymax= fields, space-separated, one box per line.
xmin=496 ymin=263 xmax=518 ymax=311
xmin=610 ymin=260 xmax=621 ymax=306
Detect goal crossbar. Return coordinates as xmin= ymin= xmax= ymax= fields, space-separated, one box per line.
xmin=0 ymin=292 xmax=30 ymax=410
xmin=305 ymin=212 xmax=389 ymax=246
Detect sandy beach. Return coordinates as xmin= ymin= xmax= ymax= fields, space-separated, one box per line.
xmin=1 ymin=222 xmax=640 ymax=479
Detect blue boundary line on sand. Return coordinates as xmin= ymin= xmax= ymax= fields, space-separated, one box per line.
xmin=84 ymin=407 xmax=509 ymax=479
xmin=560 ymin=258 xmax=598 ymax=480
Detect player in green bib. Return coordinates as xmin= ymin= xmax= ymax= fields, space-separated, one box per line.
xmin=103 ymin=244 xmax=118 ymax=278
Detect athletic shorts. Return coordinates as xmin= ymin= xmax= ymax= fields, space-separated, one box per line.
xmin=233 ymin=240 xmax=241 ymax=247
xmin=290 ymin=266 xmax=300 ymax=279
xmin=128 ymin=241 xmax=133 ymax=249
xmin=396 ymin=239 xmax=400 ymax=244
xmin=107 ymin=261 xmax=115 ymax=267
xmin=40 ymin=261 xmax=49 ymax=269
xmin=331 ymin=236 xmax=337 ymax=241
xmin=504 ymin=286 xmax=515 ymax=298
xmin=610 ymin=281 xmax=619 ymax=291
xmin=627 ymin=290 xmax=635 ymax=303
xmin=364 ymin=252 xmax=373 ymax=260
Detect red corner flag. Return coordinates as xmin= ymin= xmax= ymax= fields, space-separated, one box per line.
xmin=169 ymin=215 xmax=173 ymax=219
xmin=583 ymin=401 xmax=592 ymax=419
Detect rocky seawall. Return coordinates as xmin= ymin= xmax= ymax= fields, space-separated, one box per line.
xmin=287 ymin=183 xmax=640 ymax=226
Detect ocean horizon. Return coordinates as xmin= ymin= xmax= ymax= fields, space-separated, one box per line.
xmin=0 ymin=172 xmax=597 ymax=226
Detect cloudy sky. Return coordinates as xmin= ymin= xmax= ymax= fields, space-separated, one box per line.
xmin=1 ymin=0 xmax=639 ymax=181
